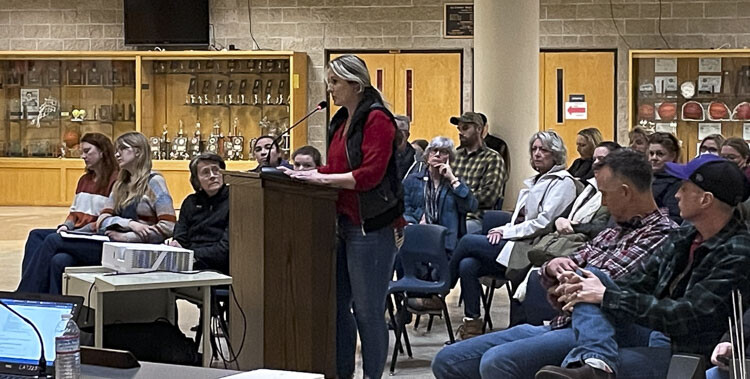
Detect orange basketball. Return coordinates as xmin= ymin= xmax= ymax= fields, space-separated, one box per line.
xmin=682 ymin=102 xmax=703 ymax=120
xmin=63 ymin=130 xmax=80 ymax=148
xmin=709 ymin=102 xmax=729 ymax=120
xmin=658 ymin=103 xmax=677 ymax=120
xmin=638 ymin=104 xmax=655 ymax=120
xmin=735 ymin=102 xmax=750 ymax=120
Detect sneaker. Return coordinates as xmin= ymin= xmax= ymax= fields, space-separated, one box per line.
xmin=456 ymin=317 xmax=483 ymax=340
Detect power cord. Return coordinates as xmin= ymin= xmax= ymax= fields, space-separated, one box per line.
xmin=246 ymin=0 xmax=262 ymax=50
xmin=657 ymin=0 xmax=671 ymax=48
xmin=609 ymin=0 xmax=632 ymax=49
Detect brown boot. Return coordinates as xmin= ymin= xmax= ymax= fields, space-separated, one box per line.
xmin=456 ymin=317 xmax=483 ymax=340
xmin=535 ymin=364 xmax=615 ymax=379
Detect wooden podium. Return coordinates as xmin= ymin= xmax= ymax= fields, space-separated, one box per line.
xmin=224 ymin=171 xmax=338 ymax=377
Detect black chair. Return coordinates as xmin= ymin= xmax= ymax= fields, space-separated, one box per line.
xmin=665 ymin=353 xmax=706 ymax=379
xmin=477 ymin=210 xmax=513 ymax=332
xmin=387 ymin=224 xmax=454 ymax=374
xmin=192 ymin=287 xmax=234 ymax=366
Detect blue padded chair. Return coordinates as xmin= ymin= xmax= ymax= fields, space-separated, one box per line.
xmin=478 ymin=210 xmax=514 ymax=332
xmin=387 ymin=224 xmax=454 ymax=374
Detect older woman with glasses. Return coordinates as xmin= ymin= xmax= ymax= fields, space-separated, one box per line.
xmin=403 ymin=136 xmax=478 ymax=253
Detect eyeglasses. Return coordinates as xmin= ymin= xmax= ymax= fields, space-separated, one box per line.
xmin=115 ymin=145 xmax=132 ymax=154
xmin=429 ymin=148 xmax=451 ymax=156
xmin=198 ymin=166 xmax=221 ymax=178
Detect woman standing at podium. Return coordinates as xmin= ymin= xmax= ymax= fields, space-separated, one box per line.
xmin=282 ymin=54 xmax=404 ymax=378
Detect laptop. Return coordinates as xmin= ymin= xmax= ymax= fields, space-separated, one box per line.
xmin=0 ymin=292 xmax=83 ymax=377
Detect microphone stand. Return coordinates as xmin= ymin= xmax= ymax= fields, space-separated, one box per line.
xmin=263 ymin=102 xmax=327 ymax=170
xmin=0 ymin=299 xmax=47 ymax=377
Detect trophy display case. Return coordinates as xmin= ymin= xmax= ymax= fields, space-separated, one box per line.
xmin=630 ymin=50 xmax=750 ymax=161
xmin=0 ymin=51 xmax=308 ymax=207
xmin=0 ymin=57 xmax=136 ymax=158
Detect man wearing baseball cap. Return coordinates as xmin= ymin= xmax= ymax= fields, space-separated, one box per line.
xmin=450 ymin=112 xmax=506 ymax=234
xmin=534 ymin=154 xmax=750 ymax=379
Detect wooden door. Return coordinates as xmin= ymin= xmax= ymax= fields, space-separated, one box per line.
xmin=393 ymin=53 xmax=462 ymax=144
xmin=540 ymin=52 xmax=615 ymax=164
xmin=328 ymin=52 xmax=462 ymax=144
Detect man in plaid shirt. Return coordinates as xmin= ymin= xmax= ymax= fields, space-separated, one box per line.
xmin=450 ymin=112 xmax=506 ymax=234
xmin=433 ymin=149 xmax=675 ymax=379
xmin=536 ymin=154 xmax=750 ymax=379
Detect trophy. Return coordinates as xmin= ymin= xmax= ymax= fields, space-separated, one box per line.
xmin=265 ymin=79 xmax=274 ymax=104
xmin=283 ymin=60 xmax=290 ymax=73
xmin=252 ymin=79 xmax=261 ymax=105
xmin=277 ymin=79 xmax=286 ymax=104
xmin=111 ymin=66 xmax=120 ymax=85
xmin=215 ymin=80 xmax=224 ymax=104
xmin=86 ymin=62 xmax=102 ymax=85
xmin=27 ymin=62 xmax=42 ymax=85
xmin=275 ymin=60 xmax=284 ymax=72
xmin=188 ymin=60 xmax=199 ymax=72
xmin=202 ymin=80 xmax=211 ymax=105
xmin=159 ymin=124 xmax=171 ymax=160
xmin=190 ymin=121 xmax=203 ymax=158
xmin=255 ymin=60 xmax=264 ymax=72
xmin=228 ymin=60 xmax=236 ymax=72
xmin=67 ymin=62 xmax=82 ymax=85
xmin=46 ymin=63 xmax=61 ymax=86
xmin=226 ymin=80 xmax=235 ymax=105
xmin=246 ymin=60 xmax=256 ymax=72
xmin=206 ymin=60 xmax=215 ymax=71
xmin=264 ymin=60 xmax=275 ymax=73
xmin=225 ymin=117 xmax=244 ymax=160
xmin=148 ymin=136 xmax=161 ymax=160
xmin=170 ymin=120 xmax=190 ymax=160
xmin=206 ymin=118 xmax=224 ymax=155
xmin=187 ymin=78 xmax=198 ymax=104
xmin=239 ymin=80 xmax=248 ymax=105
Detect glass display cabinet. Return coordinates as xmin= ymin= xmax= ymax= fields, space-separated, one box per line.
xmin=0 ymin=51 xmax=307 ymax=206
xmin=630 ymin=50 xmax=750 ymax=162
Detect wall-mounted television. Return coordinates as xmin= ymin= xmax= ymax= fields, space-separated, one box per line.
xmin=124 ymin=0 xmax=210 ymax=47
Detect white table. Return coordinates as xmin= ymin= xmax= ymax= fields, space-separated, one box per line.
xmin=63 ymin=266 xmax=232 ymax=367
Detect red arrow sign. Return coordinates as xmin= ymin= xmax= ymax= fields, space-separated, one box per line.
xmin=567 ymin=106 xmax=586 ymax=113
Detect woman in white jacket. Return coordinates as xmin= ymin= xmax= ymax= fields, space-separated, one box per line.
xmin=449 ymin=131 xmax=577 ymax=340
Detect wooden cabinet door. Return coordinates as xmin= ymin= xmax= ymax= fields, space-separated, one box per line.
xmin=393 ymin=53 xmax=462 ymax=145
xmin=540 ymin=52 xmax=615 ymax=164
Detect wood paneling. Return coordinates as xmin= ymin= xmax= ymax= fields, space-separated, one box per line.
xmin=541 ymin=52 xmax=616 ymax=164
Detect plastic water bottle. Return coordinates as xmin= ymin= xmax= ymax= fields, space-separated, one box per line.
xmin=54 ymin=314 xmax=80 ymax=379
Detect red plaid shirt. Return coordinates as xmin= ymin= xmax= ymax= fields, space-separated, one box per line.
xmin=540 ymin=208 xmax=677 ymax=329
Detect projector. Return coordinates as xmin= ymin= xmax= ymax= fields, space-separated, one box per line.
xmin=101 ymin=242 xmax=194 ymax=273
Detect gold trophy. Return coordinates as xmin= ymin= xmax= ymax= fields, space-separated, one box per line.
xmin=206 ymin=118 xmax=224 ymax=155
xmin=148 ymin=136 xmax=161 ymax=160
xmin=170 ymin=120 xmax=190 ymax=160
xmin=225 ymin=117 xmax=244 ymax=160
xmin=159 ymin=124 xmax=170 ymax=160
xmin=190 ymin=121 xmax=202 ymax=159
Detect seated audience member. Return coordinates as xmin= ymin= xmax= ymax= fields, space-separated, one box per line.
xmin=394 ymin=115 xmax=416 ymax=180
xmin=628 ymin=126 xmax=650 ymax=156
xmin=533 ymin=154 xmax=750 ymax=379
xmin=429 ymin=152 xmax=690 ymax=379
xmin=251 ymin=135 xmax=292 ymax=171
xmin=403 ymin=136 xmax=478 ymax=253
xmin=699 ymin=133 xmax=725 ymax=156
xmin=169 ymin=153 xmax=229 ymax=274
xmin=404 ymin=138 xmax=429 ymax=179
xmin=451 ymin=112 xmax=506 ymax=234
xmin=721 ymin=137 xmax=750 ymax=181
xmin=41 ymin=132 xmax=175 ymax=294
xmin=527 ymin=141 xmax=622 ymax=265
xmin=568 ymin=128 xmax=603 ymax=181
xmin=649 ymin=132 xmax=683 ymax=224
xmin=412 ymin=139 xmax=428 ymax=156
xmin=291 ymin=145 xmax=321 ymax=171
xmin=17 ymin=133 xmax=118 ymax=293
xmin=480 ymin=113 xmax=511 ymax=208
xmin=448 ymin=131 xmax=576 ymax=339
xmin=707 ymin=309 xmax=750 ymax=379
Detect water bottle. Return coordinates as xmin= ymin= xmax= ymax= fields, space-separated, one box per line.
xmin=54 ymin=314 xmax=80 ymax=379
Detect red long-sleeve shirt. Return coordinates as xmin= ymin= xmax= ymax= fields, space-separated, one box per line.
xmin=319 ymin=110 xmax=395 ymax=225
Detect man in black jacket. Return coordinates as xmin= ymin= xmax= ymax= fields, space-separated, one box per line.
xmin=170 ymin=153 xmax=230 ymax=274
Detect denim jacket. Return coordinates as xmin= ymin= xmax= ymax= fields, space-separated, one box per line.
xmin=402 ymin=169 xmax=478 ymax=251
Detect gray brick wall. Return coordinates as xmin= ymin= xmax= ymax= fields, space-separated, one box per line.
xmin=4 ymin=0 xmax=750 ymax=147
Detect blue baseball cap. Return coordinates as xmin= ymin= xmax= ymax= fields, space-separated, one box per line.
xmin=665 ymin=154 xmax=750 ymax=206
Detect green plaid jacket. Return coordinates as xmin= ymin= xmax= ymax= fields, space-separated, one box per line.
xmin=602 ymin=210 xmax=750 ymax=359
xmin=453 ymin=144 xmax=506 ymax=220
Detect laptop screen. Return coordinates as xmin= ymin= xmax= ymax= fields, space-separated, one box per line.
xmin=0 ymin=294 xmax=81 ymax=368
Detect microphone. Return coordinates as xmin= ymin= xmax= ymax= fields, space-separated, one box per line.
xmin=265 ymin=101 xmax=327 ymax=167
xmin=0 ymin=299 xmax=47 ymax=377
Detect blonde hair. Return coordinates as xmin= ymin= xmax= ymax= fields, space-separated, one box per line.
xmin=578 ymin=127 xmax=603 ymax=147
xmin=112 ymin=132 xmax=154 ymax=213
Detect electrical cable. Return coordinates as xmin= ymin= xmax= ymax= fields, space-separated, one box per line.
xmin=247 ymin=0 xmax=262 ymax=50
xmin=657 ymin=0 xmax=671 ymax=48
xmin=609 ymin=0 xmax=632 ymax=49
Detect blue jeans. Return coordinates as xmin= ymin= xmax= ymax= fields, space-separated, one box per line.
xmin=449 ymin=234 xmax=505 ymax=318
xmin=432 ymin=324 xmax=576 ymax=378
xmin=707 ymin=366 xmax=729 ymax=379
xmin=336 ymin=217 xmax=397 ymax=379
xmin=17 ymin=232 xmax=104 ymax=294
xmin=562 ymin=267 xmax=672 ymax=376
xmin=20 ymin=229 xmax=57 ymax=274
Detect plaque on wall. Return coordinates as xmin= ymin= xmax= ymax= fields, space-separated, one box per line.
xmin=444 ymin=3 xmax=473 ymax=39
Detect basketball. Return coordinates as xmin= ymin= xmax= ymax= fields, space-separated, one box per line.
xmin=658 ymin=102 xmax=677 ymax=120
xmin=638 ymin=104 xmax=655 ymax=120
xmin=63 ymin=130 xmax=80 ymax=148
xmin=682 ymin=101 xmax=703 ymax=120
xmin=734 ymin=102 xmax=750 ymax=120
xmin=709 ymin=102 xmax=729 ymax=120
